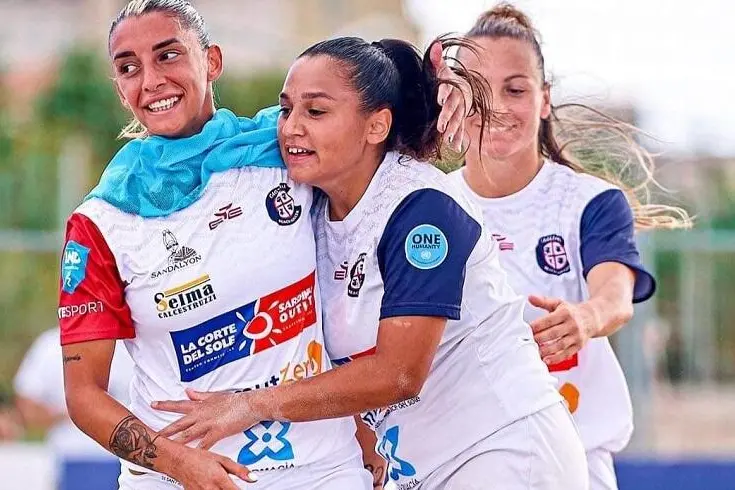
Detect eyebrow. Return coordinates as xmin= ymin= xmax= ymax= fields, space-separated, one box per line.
xmin=504 ymin=74 xmax=530 ymax=82
xmin=279 ymin=91 xmax=336 ymax=102
xmin=112 ymin=38 xmax=181 ymax=61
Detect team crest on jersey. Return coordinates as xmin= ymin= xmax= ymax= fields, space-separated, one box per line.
xmin=151 ymin=230 xmax=202 ymax=279
xmin=61 ymin=241 xmax=90 ymax=294
xmin=347 ymin=253 xmax=367 ymax=297
xmin=266 ymin=183 xmax=302 ymax=226
xmin=535 ymin=234 xmax=570 ymax=275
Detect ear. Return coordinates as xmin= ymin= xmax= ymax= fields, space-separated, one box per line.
xmin=540 ymin=82 xmax=551 ymax=120
xmin=366 ymin=107 xmax=392 ymax=145
xmin=113 ymin=80 xmax=131 ymax=111
xmin=206 ymin=44 xmax=224 ymax=82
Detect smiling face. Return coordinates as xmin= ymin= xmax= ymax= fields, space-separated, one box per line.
xmin=109 ymin=11 xmax=222 ymax=137
xmin=277 ymin=55 xmax=392 ymax=190
xmin=459 ymin=36 xmax=550 ymax=161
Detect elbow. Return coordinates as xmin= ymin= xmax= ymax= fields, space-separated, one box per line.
xmin=64 ymin=387 xmax=83 ymax=428
xmin=64 ymin=381 xmax=96 ymax=429
xmin=392 ymin=369 xmax=425 ymax=403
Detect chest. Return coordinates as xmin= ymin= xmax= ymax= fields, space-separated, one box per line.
xmin=315 ymin=211 xmax=387 ymax=359
xmin=480 ymin=200 xmax=586 ymax=306
xmin=109 ymin=169 xmax=316 ymax=334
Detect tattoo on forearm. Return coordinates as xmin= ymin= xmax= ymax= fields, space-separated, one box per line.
xmin=63 ymin=354 xmax=81 ymax=364
xmin=365 ymin=463 xmax=384 ymax=488
xmin=109 ymin=415 xmax=160 ymax=469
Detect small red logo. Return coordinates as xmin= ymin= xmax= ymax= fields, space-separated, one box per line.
xmin=492 ymin=233 xmax=515 ymax=251
xmin=209 ymin=203 xmax=243 ymax=230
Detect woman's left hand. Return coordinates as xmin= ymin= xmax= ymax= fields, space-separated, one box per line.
xmin=153 ymin=389 xmax=260 ymax=450
xmin=528 ymin=295 xmax=600 ymax=366
xmin=430 ymin=42 xmax=471 ymax=152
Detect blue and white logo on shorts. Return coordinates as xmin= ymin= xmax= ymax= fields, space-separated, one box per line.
xmin=238 ymin=421 xmax=294 ymax=465
xmin=378 ymin=425 xmax=416 ymax=482
xmin=61 ymin=241 xmax=90 ymax=294
xmin=404 ymin=224 xmax=448 ymax=270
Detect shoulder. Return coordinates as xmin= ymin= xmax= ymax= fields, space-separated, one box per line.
xmin=378 ymin=154 xmax=482 ymax=223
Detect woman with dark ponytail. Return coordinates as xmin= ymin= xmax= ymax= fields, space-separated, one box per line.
xmin=156 ymin=36 xmax=588 ymax=490
xmin=451 ymin=4 xmax=691 ymax=490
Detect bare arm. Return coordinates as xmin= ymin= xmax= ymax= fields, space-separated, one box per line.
xmin=63 ymin=340 xmax=256 ymax=489
xmin=156 ymin=316 xmax=446 ymax=448
xmin=355 ymin=416 xmax=386 ymax=489
xmin=257 ymin=316 xmax=444 ymax=421
xmin=531 ymin=262 xmax=636 ymax=366
xmin=585 ymin=262 xmax=636 ymax=337
xmin=62 ymin=340 xmax=178 ymax=471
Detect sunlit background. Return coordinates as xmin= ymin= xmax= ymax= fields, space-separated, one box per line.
xmin=0 ymin=0 xmax=733 ymax=488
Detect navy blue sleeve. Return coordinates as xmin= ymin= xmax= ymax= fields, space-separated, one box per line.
xmin=377 ymin=189 xmax=481 ymax=320
xmin=580 ymin=189 xmax=656 ymax=303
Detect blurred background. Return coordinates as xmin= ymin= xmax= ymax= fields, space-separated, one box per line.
xmin=0 ymin=0 xmax=733 ymax=488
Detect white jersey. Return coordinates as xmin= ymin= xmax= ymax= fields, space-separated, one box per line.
xmin=450 ymin=163 xmax=655 ymax=452
xmin=315 ymin=152 xmax=561 ymax=489
xmin=14 ymin=328 xmax=134 ymax=460
xmin=58 ymin=167 xmax=356 ymax=475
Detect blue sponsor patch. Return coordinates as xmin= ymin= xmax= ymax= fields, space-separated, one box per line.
xmin=61 ymin=241 xmax=90 ymax=294
xmin=377 ymin=426 xmax=416 ymax=482
xmin=238 ymin=421 xmax=294 ymax=465
xmin=404 ymin=224 xmax=448 ymax=270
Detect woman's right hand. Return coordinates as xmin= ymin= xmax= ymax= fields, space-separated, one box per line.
xmin=169 ymin=445 xmax=257 ymax=489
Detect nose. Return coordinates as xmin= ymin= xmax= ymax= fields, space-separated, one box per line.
xmin=142 ymin=64 xmax=166 ymax=93
xmin=280 ymin=110 xmax=305 ymax=138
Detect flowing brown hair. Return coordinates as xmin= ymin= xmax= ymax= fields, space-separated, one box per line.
xmin=466 ymin=3 xmax=692 ymax=230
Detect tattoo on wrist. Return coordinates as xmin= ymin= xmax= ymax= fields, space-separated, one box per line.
xmin=109 ymin=415 xmax=160 ymax=469
xmin=63 ymin=354 xmax=81 ymax=364
xmin=365 ymin=463 xmax=384 ymax=488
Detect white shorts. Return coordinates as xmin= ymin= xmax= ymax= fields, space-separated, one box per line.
xmin=118 ymin=442 xmax=372 ymax=490
xmin=415 ymin=402 xmax=588 ymax=490
xmin=587 ymin=448 xmax=618 ymax=490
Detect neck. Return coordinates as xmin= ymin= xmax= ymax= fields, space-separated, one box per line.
xmin=181 ymin=103 xmax=216 ymax=138
xmin=463 ymin=143 xmax=544 ymax=198
xmin=321 ymin=150 xmax=383 ymax=221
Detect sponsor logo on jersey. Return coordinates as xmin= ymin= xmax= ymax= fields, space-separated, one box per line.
xmin=378 ymin=426 xmax=418 ymax=488
xmin=209 ymin=203 xmax=243 ymax=230
xmin=535 ymin=234 xmax=570 ymax=275
xmin=491 ymin=233 xmax=515 ymax=251
xmin=333 ymin=260 xmax=348 ymax=281
xmin=58 ymin=300 xmax=104 ymax=319
xmin=265 ymin=183 xmax=302 ymax=226
xmin=170 ymin=271 xmax=317 ymax=381
xmin=154 ymin=274 xmax=217 ymax=319
xmin=547 ymin=353 xmax=579 ymax=373
xmin=361 ymin=396 xmax=421 ymax=431
xmin=404 ymin=224 xmax=448 ymax=270
xmin=234 ymin=340 xmax=324 ymax=392
xmin=347 ymin=253 xmax=367 ymax=297
xmin=61 ymin=241 xmax=90 ymax=294
xmin=559 ymin=382 xmax=580 ymax=414
xmin=238 ymin=421 xmax=294 ymax=466
xmin=151 ymin=230 xmax=202 ymax=279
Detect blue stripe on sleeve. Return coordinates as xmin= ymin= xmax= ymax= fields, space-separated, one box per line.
xmin=377 ymin=189 xmax=481 ymax=320
xmin=580 ymin=189 xmax=656 ymax=303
